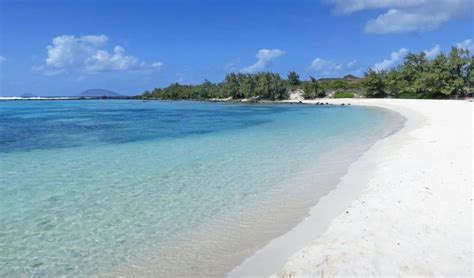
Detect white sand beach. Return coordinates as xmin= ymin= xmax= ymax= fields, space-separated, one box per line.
xmin=229 ymin=99 xmax=473 ymax=277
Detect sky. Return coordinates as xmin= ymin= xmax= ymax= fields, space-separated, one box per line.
xmin=0 ymin=0 xmax=473 ymax=96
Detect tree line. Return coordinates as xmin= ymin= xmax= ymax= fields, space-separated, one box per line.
xmin=141 ymin=46 xmax=472 ymax=100
xmin=141 ymin=72 xmax=359 ymax=100
xmin=362 ymin=47 xmax=473 ymax=98
xmin=142 ymin=72 xmax=291 ymax=100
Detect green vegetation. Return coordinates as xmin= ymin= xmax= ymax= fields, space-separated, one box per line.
xmin=142 ymin=79 xmax=221 ymax=100
xmin=319 ymin=78 xmax=360 ymax=91
xmin=334 ymin=91 xmax=354 ymax=98
xmin=287 ymin=71 xmax=301 ymax=86
xmin=362 ymin=47 xmax=473 ymax=99
xmin=140 ymin=73 xmax=354 ymax=101
xmin=302 ymin=77 xmax=325 ymax=99
xmin=140 ymin=45 xmax=472 ymax=100
xmin=362 ymin=69 xmax=386 ymax=98
xmin=142 ymin=72 xmax=289 ymax=100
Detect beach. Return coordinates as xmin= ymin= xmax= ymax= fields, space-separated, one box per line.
xmin=3 ymin=0 xmax=473 ymax=276
xmin=229 ymin=99 xmax=473 ymax=277
xmin=1 ymin=99 xmax=471 ymax=276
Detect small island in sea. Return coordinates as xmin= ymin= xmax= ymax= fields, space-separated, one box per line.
xmin=79 ymin=88 xmax=122 ymax=98
xmin=20 ymin=93 xmax=38 ymax=98
xmin=1 ymin=1 xmax=472 ymax=277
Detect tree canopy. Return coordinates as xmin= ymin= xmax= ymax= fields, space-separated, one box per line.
xmin=362 ymin=47 xmax=472 ymax=99
xmin=142 ymin=72 xmax=289 ymax=100
xmin=302 ymin=77 xmax=324 ymax=99
xmin=287 ymin=71 xmax=300 ymax=86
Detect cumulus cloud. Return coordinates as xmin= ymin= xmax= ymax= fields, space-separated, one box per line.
xmin=365 ymin=9 xmax=450 ymax=33
xmin=373 ymin=48 xmax=409 ymax=71
xmin=0 ymin=56 xmax=6 ymax=63
xmin=456 ymin=38 xmax=474 ymax=52
xmin=424 ymin=44 xmax=441 ymax=59
xmin=241 ymin=49 xmax=285 ymax=73
xmin=324 ymin=0 xmax=473 ymax=34
xmin=35 ymin=35 xmax=163 ymax=75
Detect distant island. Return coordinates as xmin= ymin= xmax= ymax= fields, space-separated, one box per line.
xmin=20 ymin=93 xmax=38 ymax=98
xmin=141 ymin=46 xmax=473 ymax=101
xmin=80 ymin=89 xmax=122 ymax=98
xmin=0 ymin=89 xmax=125 ymax=101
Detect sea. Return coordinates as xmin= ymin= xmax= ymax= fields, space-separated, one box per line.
xmin=0 ymin=100 xmax=404 ymax=276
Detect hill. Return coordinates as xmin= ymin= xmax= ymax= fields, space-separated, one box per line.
xmin=318 ymin=74 xmax=362 ymax=84
xmin=79 ymin=89 xmax=122 ymax=98
xmin=20 ymin=93 xmax=38 ymax=98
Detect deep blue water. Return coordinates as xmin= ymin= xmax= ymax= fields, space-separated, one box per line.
xmin=0 ymin=100 xmax=403 ymax=276
xmin=0 ymin=100 xmax=278 ymax=152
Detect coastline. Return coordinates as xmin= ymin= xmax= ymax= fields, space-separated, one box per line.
xmin=229 ymin=99 xmax=473 ymax=277
xmin=110 ymin=102 xmax=403 ymax=277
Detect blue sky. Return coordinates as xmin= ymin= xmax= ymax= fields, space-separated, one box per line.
xmin=1 ymin=0 xmax=473 ymax=96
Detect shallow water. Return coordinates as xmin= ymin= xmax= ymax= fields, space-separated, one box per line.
xmin=0 ymin=100 xmax=404 ymax=276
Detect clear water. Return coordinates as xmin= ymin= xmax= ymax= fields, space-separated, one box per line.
xmin=0 ymin=100 xmax=404 ymax=276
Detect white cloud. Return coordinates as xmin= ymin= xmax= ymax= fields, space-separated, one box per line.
xmin=35 ymin=35 xmax=163 ymax=75
xmin=424 ymin=44 xmax=441 ymax=59
xmin=241 ymin=49 xmax=285 ymax=73
xmin=364 ymin=9 xmax=450 ymax=33
xmin=151 ymin=62 xmax=164 ymax=68
xmin=324 ymin=0 xmax=473 ymax=34
xmin=325 ymin=0 xmax=427 ymax=14
xmin=456 ymin=38 xmax=474 ymax=52
xmin=373 ymin=48 xmax=409 ymax=71
xmin=308 ymin=58 xmax=361 ymax=76
xmin=346 ymin=59 xmax=358 ymax=68
xmin=308 ymin=58 xmax=342 ymax=74
xmin=0 ymin=56 xmax=6 ymax=63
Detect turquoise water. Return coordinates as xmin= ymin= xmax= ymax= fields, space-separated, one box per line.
xmin=0 ymin=100 xmax=403 ymax=276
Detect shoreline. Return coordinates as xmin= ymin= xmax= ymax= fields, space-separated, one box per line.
xmin=229 ymin=99 xmax=472 ymax=277
xmin=110 ymin=102 xmax=403 ymax=277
